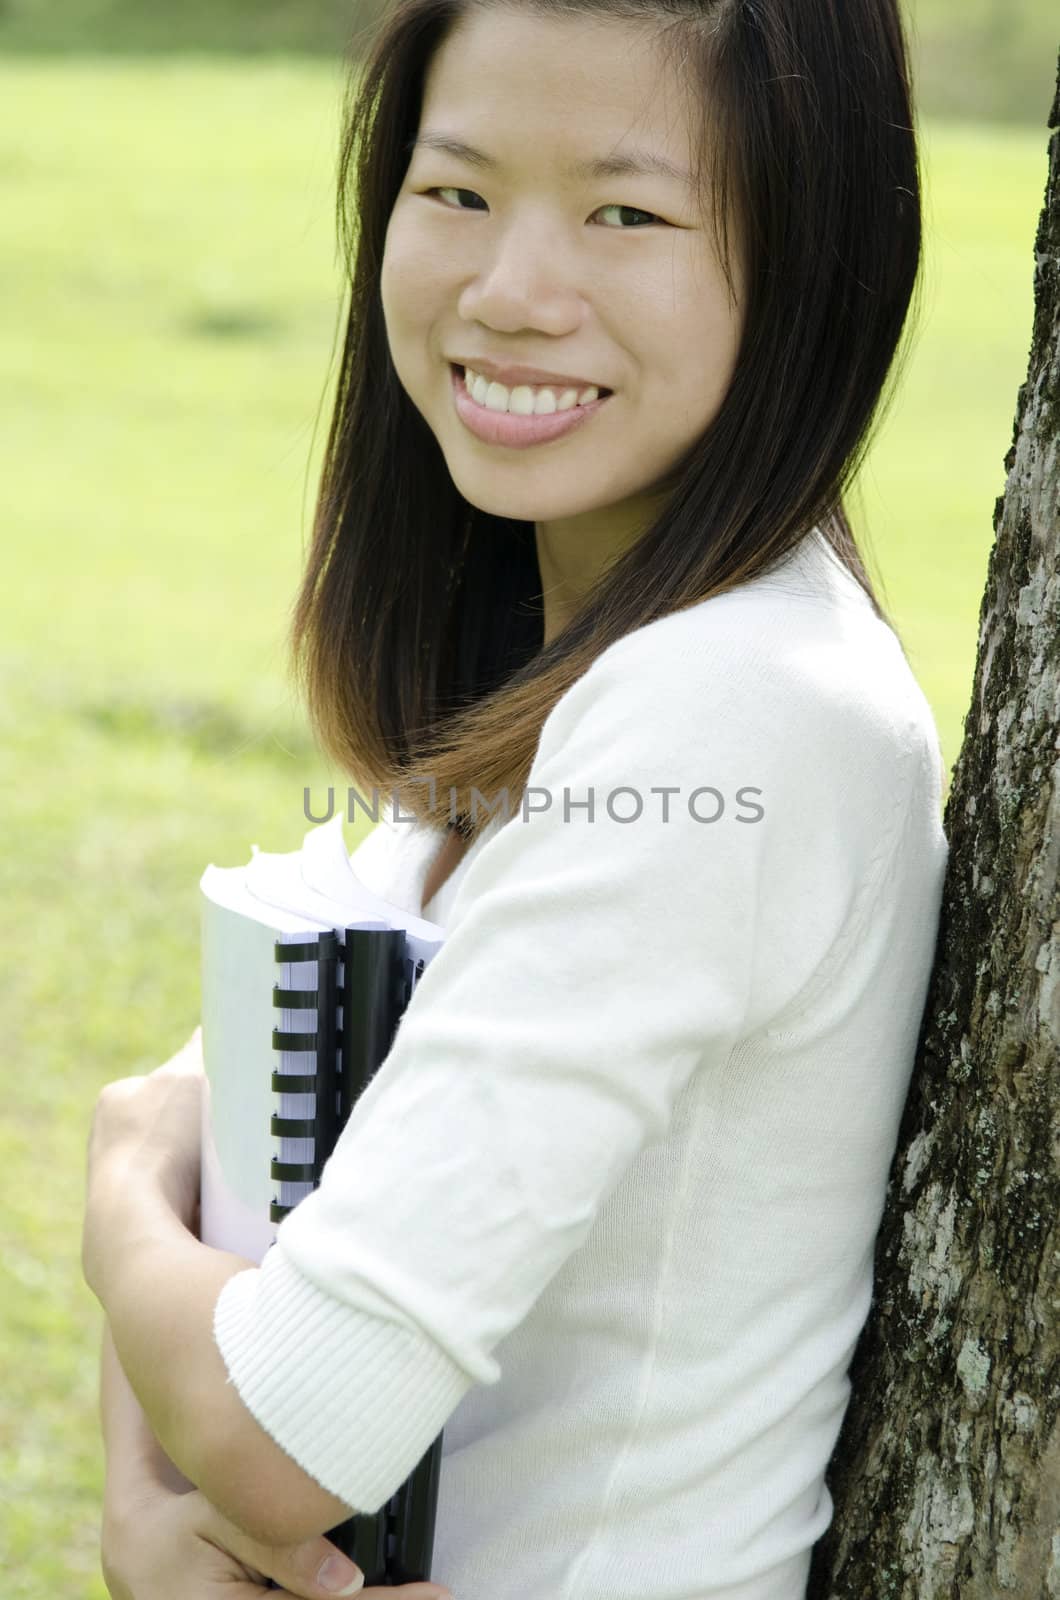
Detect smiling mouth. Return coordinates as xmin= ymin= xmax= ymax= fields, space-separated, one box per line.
xmin=452 ymin=363 xmax=613 ymax=409
xmin=448 ymin=361 xmax=613 ymax=449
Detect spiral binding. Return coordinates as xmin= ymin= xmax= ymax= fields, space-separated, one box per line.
xmin=265 ymin=925 xmax=438 ymax=1587
xmin=269 ymin=928 xmax=424 ymax=1221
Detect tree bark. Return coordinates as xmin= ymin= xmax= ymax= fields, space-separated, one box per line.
xmin=807 ymin=52 xmax=1060 ymax=1600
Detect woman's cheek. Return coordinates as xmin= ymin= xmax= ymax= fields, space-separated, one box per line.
xmin=381 ymin=209 xmax=425 ymax=305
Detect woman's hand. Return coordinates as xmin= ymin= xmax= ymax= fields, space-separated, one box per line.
xmin=83 ymin=1028 xmax=206 ymax=1298
xmin=102 ymin=1481 xmax=453 ymax=1600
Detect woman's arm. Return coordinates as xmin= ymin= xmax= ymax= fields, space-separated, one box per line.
xmin=86 ymin=1172 xmax=359 ymax=1548
xmin=98 ymin=1320 xmax=389 ymax=1599
xmin=99 ymin=1316 xmax=196 ymax=1517
xmin=83 ymin=1036 xmax=360 ymax=1547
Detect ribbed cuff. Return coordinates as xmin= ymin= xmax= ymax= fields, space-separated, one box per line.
xmin=212 ymin=1244 xmax=474 ymax=1515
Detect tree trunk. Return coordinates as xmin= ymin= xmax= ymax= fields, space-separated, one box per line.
xmin=806 ymin=53 xmax=1060 ymax=1600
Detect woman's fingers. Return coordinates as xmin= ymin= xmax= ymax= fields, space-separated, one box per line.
xmin=101 ymin=1486 xmax=279 ymax=1598
xmin=103 ymin=1475 xmax=455 ymax=1600
xmin=183 ymin=1492 xmax=451 ymax=1600
xmin=182 ymin=1493 xmax=360 ymax=1596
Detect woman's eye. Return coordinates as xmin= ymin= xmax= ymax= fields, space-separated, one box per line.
xmin=594 ymin=203 xmax=663 ymax=229
xmin=426 ymin=186 xmax=488 ymax=212
xmin=421 ymin=188 xmax=664 ymax=229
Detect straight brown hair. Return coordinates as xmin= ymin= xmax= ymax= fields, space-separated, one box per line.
xmin=290 ymin=0 xmax=923 ymax=844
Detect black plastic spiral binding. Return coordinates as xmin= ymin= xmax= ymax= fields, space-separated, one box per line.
xmin=266 ymin=928 xmax=440 ymax=1587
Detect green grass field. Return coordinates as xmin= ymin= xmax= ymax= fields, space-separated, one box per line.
xmin=0 ymin=56 xmax=1049 ymax=1597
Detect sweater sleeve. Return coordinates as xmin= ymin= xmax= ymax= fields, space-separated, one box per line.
xmin=212 ymin=618 xmax=914 ymax=1514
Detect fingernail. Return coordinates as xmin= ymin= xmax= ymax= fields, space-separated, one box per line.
xmin=316 ymin=1554 xmax=365 ymax=1594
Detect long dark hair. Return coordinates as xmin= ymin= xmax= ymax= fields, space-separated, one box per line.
xmin=290 ymin=0 xmax=923 ymax=842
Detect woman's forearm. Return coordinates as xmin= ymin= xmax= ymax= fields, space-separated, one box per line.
xmin=92 ymin=1180 xmax=355 ymax=1546
xmin=99 ymin=1316 xmax=196 ymax=1515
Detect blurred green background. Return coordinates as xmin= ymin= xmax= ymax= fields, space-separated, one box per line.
xmin=0 ymin=4 xmax=1055 ymax=1594
xmin=0 ymin=0 xmax=1054 ymax=122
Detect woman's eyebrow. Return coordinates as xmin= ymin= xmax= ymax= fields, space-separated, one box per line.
xmin=406 ymin=131 xmax=693 ymax=189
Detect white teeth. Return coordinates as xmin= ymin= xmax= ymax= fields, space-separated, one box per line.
xmin=463 ymin=366 xmax=602 ymax=415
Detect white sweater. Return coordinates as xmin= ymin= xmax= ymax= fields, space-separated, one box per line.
xmin=213 ymin=529 xmax=949 ymax=1600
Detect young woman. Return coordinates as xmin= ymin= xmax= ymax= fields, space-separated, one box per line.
xmin=84 ymin=3 xmax=949 ymax=1598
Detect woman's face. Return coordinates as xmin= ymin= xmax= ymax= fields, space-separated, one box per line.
xmin=381 ymin=6 xmax=744 ymax=555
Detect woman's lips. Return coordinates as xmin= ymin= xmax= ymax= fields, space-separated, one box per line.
xmin=449 ymin=363 xmax=613 ymax=450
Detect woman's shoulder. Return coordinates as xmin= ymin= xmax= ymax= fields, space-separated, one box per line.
xmin=571 ymin=545 xmax=921 ymax=721
xmin=595 ymin=532 xmax=882 ymax=667
xmin=538 ymin=538 xmax=942 ymax=809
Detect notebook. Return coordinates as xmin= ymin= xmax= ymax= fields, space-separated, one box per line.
xmin=198 ymin=810 xmax=447 ymax=1585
